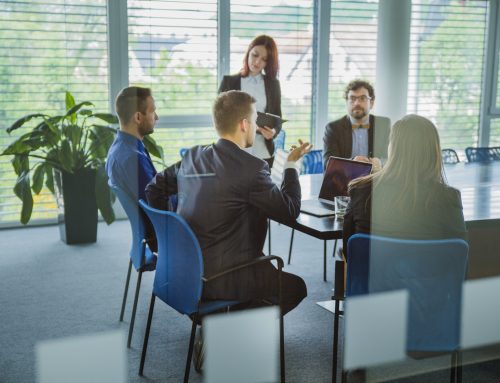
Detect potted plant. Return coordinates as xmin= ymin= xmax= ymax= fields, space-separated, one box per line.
xmin=1 ymin=91 xmax=163 ymax=244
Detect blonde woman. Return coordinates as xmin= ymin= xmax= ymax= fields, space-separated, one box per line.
xmin=342 ymin=114 xmax=467 ymax=252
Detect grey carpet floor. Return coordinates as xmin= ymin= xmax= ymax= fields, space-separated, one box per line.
xmin=1 ymin=220 xmax=499 ymax=382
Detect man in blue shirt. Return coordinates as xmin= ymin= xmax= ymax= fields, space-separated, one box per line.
xmin=106 ymin=86 xmax=158 ymax=202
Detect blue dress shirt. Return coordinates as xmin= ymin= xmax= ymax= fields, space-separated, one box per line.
xmin=106 ymin=131 xmax=157 ymax=201
xmin=349 ymin=116 xmax=369 ymax=158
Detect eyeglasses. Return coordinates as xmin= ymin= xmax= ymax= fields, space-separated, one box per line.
xmin=347 ymin=95 xmax=372 ymax=103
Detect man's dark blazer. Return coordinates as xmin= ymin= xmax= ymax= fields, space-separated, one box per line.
xmin=218 ymin=74 xmax=282 ymax=156
xmin=145 ymin=139 xmax=301 ymax=301
xmin=323 ymin=114 xmax=391 ymax=167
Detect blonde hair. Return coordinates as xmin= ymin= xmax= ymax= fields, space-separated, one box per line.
xmin=350 ymin=114 xmax=445 ymax=209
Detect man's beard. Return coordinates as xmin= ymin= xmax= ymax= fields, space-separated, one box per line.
xmin=351 ymin=108 xmax=367 ymax=120
xmin=138 ymin=121 xmax=153 ymax=137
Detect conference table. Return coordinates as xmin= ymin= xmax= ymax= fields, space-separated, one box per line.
xmin=286 ymin=161 xmax=500 ymax=281
xmin=293 ymin=162 xmax=500 ymax=382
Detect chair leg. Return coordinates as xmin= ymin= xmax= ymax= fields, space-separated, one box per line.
xmin=341 ymin=370 xmax=347 ymax=383
xmin=332 ymin=240 xmax=337 ymax=258
xmin=450 ymin=350 xmax=462 ymax=383
xmin=184 ymin=315 xmax=198 ymax=383
xmin=332 ymin=300 xmax=340 ymax=383
xmin=457 ymin=350 xmax=462 ymax=383
xmin=451 ymin=351 xmax=457 ymax=383
xmin=120 ymin=259 xmax=133 ymax=322
xmin=139 ymin=294 xmax=155 ymax=376
xmin=323 ymin=240 xmax=327 ymax=282
xmin=128 ymin=270 xmax=143 ymax=348
xmin=268 ymin=219 xmax=272 ymax=256
xmin=278 ymin=267 xmax=285 ymax=383
xmin=287 ymin=228 xmax=295 ymax=265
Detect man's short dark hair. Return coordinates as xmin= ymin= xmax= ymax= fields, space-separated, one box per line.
xmin=115 ymin=86 xmax=152 ymax=124
xmin=344 ymin=79 xmax=375 ymax=100
xmin=213 ymin=91 xmax=256 ymax=135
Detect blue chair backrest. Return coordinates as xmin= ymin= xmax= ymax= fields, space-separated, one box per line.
xmin=111 ymin=185 xmax=154 ymax=270
xmin=347 ymin=233 xmax=468 ymax=353
xmin=274 ymin=130 xmax=286 ymax=150
xmin=465 ymin=146 xmax=500 ymax=162
xmin=139 ymin=200 xmax=204 ymax=315
xmin=179 ymin=147 xmax=188 ymax=158
xmin=441 ymin=148 xmax=459 ymax=164
xmin=302 ymin=150 xmax=323 ymax=174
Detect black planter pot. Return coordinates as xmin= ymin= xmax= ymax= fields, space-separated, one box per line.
xmin=54 ymin=168 xmax=98 ymax=244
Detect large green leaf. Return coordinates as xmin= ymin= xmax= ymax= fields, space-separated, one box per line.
xmin=12 ymin=154 xmax=29 ymax=175
xmin=2 ymin=138 xmax=32 ymax=155
xmin=7 ymin=113 xmax=48 ymax=133
xmin=143 ymin=135 xmax=164 ymax=163
xmin=65 ymin=101 xmax=94 ymax=122
xmin=13 ymin=171 xmax=34 ymax=224
xmin=91 ymin=113 xmax=118 ymax=124
xmin=87 ymin=125 xmax=116 ymax=160
xmin=44 ymin=116 xmax=64 ymax=135
xmin=58 ymin=139 xmax=74 ymax=172
xmin=95 ymin=165 xmax=115 ymax=224
xmin=45 ymin=165 xmax=55 ymax=194
xmin=32 ymin=163 xmax=45 ymax=194
xmin=65 ymin=91 xmax=76 ymax=111
xmin=63 ymin=124 xmax=82 ymax=149
xmin=78 ymin=109 xmax=93 ymax=116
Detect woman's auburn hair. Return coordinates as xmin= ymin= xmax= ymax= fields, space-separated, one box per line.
xmin=240 ymin=35 xmax=279 ymax=79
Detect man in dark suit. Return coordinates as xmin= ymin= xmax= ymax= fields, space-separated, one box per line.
xmin=323 ymin=79 xmax=390 ymax=169
xmin=146 ymin=90 xmax=310 ymax=315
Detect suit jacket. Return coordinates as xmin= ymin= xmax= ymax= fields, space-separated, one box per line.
xmin=342 ymin=179 xmax=467 ymax=253
xmin=145 ymin=139 xmax=301 ymax=300
xmin=218 ymin=74 xmax=282 ymax=156
xmin=323 ymin=114 xmax=391 ymax=167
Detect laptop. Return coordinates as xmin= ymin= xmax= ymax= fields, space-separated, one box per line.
xmin=300 ymin=157 xmax=373 ymax=217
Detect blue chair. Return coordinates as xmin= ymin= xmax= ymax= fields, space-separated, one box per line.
xmin=301 ymin=149 xmax=323 ymax=174
xmin=274 ymin=129 xmax=286 ymax=150
xmin=465 ymin=146 xmax=500 ymax=162
xmin=331 ymin=234 xmax=469 ymax=383
xmin=111 ymin=185 xmax=157 ymax=348
xmin=288 ymin=150 xmax=333 ymax=282
xmin=179 ymin=147 xmax=188 ymax=158
xmin=442 ymin=148 xmax=460 ymax=164
xmin=138 ymin=200 xmax=286 ymax=382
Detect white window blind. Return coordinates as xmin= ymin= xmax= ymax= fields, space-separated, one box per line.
xmin=0 ymin=0 xmax=109 ymax=225
xmin=127 ymin=0 xmax=219 ymax=164
xmin=229 ymin=0 xmax=314 ymax=147
xmin=407 ymin=0 xmax=489 ymax=150
xmin=328 ymin=0 xmax=379 ymax=121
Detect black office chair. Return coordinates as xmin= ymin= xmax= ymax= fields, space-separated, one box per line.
xmin=465 ymin=146 xmax=500 ymax=162
xmin=442 ymin=148 xmax=460 ymax=164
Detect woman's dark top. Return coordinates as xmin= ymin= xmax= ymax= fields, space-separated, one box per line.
xmin=342 ymin=179 xmax=467 ymax=253
xmin=218 ymin=73 xmax=282 ymax=157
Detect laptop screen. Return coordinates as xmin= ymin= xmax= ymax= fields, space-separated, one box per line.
xmin=319 ymin=157 xmax=372 ymax=202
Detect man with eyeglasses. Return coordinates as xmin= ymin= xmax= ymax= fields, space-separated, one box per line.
xmin=323 ymin=79 xmax=390 ymax=169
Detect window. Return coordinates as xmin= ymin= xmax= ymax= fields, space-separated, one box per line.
xmin=229 ymin=0 xmax=314 ymax=146
xmin=0 ymin=0 xmax=109 ymax=225
xmin=407 ymin=0 xmax=489 ymax=150
xmin=127 ymin=0 xmax=219 ymax=164
xmin=327 ymin=0 xmax=379 ymax=121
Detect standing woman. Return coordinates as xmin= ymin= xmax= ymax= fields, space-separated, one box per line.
xmin=218 ymin=35 xmax=282 ymax=167
xmin=342 ymin=114 xmax=467 ymax=253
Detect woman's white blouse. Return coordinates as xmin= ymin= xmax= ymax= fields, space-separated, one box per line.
xmin=241 ymin=73 xmax=271 ymax=159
